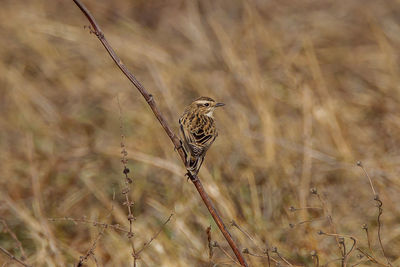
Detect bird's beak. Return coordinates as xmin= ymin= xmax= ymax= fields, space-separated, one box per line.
xmin=215 ymin=102 xmax=225 ymax=107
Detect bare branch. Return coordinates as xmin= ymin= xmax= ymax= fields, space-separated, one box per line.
xmin=76 ymin=227 xmax=106 ymax=267
xmin=48 ymin=217 xmax=130 ymax=234
xmin=212 ymin=241 xmax=241 ymax=266
xmin=357 ymin=161 xmax=392 ymax=267
xmin=72 ymin=1 xmax=248 ymax=266
xmin=0 ymin=247 xmax=31 ymax=267
xmin=0 ymin=219 xmax=27 ymax=260
xmin=206 ymin=226 xmax=213 ymax=261
xmin=134 ymin=213 xmax=174 ymax=256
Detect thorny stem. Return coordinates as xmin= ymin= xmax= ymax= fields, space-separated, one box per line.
xmin=72 ymin=1 xmax=248 ymax=266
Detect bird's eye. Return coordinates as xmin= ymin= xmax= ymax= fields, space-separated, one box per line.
xmin=204 ymin=103 xmax=209 ymax=107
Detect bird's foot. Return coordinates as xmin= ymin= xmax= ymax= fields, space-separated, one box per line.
xmin=185 ymin=172 xmax=199 ymax=182
xmin=174 ymin=139 xmax=184 ymax=151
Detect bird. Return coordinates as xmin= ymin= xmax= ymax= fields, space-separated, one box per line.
xmin=179 ymin=96 xmax=225 ymax=177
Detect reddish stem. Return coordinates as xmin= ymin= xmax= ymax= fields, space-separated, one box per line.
xmin=72 ymin=1 xmax=248 ymax=266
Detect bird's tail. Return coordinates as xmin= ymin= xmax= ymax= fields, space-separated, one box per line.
xmin=186 ymin=155 xmax=204 ymax=177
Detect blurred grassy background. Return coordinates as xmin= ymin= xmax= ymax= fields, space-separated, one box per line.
xmin=1 ymin=0 xmax=400 ymax=266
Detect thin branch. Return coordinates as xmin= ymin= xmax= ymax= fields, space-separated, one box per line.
xmin=212 ymin=241 xmax=241 ymax=266
xmin=289 ymin=217 xmax=326 ymax=229
xmin=361 ymin=224 xmax=375 ymax=258
xmin=206 ymin=226 xmax=213 ymax=262
xmin=311 ymin=188 xmax=342 ymax=257
xmin=356 ymin=161 xmax=376 ymax=196
xmin=271 ymin=247 xmax=295 ymax=267
xmin=76 ymin=191 xmax=116 ymax=267
xmin=48 ymin=217 xmax=130 ymax=234
xmin=288 ymin=206 xmax=323 ymax=212
xmin=0 ymin=247 xmax=31 ymax=267
xmin=230 ymin=220 xmax=262 ymax=251
xmin=76 ymin=226 xmax=106 ymax=267
xmin=0 ymin=219 xmax=27 ymax=260
xmin=117 ymin=94 xmax=136 ymax=267
xmin=134 ymin=213 xmax=174 ymax=256
xmin=357 ymin=161 xmax=392 ymax=267
xmin=72 ymin=1 xmax=248 ymax=266
xmin=241 ymin=248 xmax=279 ymax=264
xmin=356 ymin=248 xmax=389 ymax=267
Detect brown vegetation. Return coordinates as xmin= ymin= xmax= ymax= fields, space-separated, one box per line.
xmin=1 ymin=0 xmax=400 ymax=266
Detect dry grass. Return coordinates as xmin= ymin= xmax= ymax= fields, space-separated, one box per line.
xmin=1 ymin=0 xmax=400 ymax=266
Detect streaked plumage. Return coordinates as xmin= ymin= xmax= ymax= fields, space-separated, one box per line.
xmin=179 ymin=96 xmax=225 ymax=176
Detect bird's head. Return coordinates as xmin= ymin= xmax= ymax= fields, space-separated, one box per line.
xmin=189 ymin=96 xmax=225 ymax=117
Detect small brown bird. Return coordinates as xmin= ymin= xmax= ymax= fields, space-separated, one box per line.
xmin=179 ymin=96 xmax=225 ymax=176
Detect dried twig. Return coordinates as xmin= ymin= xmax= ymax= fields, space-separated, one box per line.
xmin=271 ymin=247 xmax=295 ymax=267
xmin=241 ymin=248 xmax=279 ymax=265
xmin=361 ymin=224 xmax=375 ymax=258
xmin=289 ymin=217 xmax=326 ymax=229
xmin=310 ymin=188 xmax=342 ymax=257
xmin=0 ymin=219 xmax=27 ymax=260
xmin=48 ymin=217 xmax=130 ymax=233
xmin=134 ymin=213 xmax=174 ymax=257
xmin=76 ymin=227 xmax=106 ymax=267
xmin=357 ymin=161 xmax=392 ymax=267
xmin=317 ymin=231 xmax=357 ymax=266
xmin=72 ymin=1 xmax=247 ymax=266
xmin=206 ymin=226 xmax=213 ymax=261
xmin=76 ymin=192 xmax=116 ymax=267
xmin=0 ymin=247 xmax=31 ymax=267
xmin=230 ymin=220 xmax=260 ymax=251
xmin=118 ymin=94 xmax=136 ymax=267
xmin=212 ymin=241 xmax=241 ymax=266
xmin=356 ymin=248 xmax=389 ymax=266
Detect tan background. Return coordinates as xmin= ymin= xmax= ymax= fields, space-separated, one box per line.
xmin=0 ymin=0 xmax=399 ymax=266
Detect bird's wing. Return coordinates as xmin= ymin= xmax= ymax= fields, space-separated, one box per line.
xmin=188 ymin=119 xmax=217 ymax=157
xmin=179 ymin=115 xmax=217 ymax=158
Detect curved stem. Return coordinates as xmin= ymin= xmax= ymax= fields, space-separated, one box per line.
xmin=71 ymin=1 xmax=248 ymax=266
